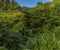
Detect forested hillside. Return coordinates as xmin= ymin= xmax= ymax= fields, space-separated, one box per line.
xmin=0 ymin=0 xmax=60 ymax=50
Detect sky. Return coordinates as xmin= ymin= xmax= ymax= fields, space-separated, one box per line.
xmin=16 ymin=0 xmax=52 ymax=7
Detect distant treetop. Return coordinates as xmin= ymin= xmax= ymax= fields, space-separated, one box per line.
xmin=53 ymin=0 xmax=60 ymax=3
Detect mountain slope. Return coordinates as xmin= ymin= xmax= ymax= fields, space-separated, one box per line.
xmin=0 ymin=0 xmax=21 ymax=11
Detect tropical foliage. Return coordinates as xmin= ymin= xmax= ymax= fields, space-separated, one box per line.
xmin=0 ymin=0 xmax=60 ymax=50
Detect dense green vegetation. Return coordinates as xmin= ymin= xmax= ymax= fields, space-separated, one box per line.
xmin=0 ymin=0 xmax=60 ymax=50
